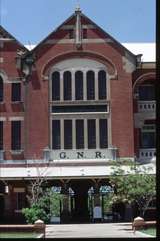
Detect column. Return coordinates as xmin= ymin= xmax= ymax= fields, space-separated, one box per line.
xmin=61 ymin=182 xmax=70 ymax=223
xmin=83 ymin=71 xmax=87 ymax=100
xmin=93 ymin=182 xmax=102 ymax=222
xmin=84 ymin=119 xmax=88 ymax=149
xmin=72 ymin=71 xmax=75 ymax=101
xmin=108 ymin=116 xmax=112 ymax=147
xmin=95 ymin=71 xmax=98 ymax=100
xmin=72 ymin=119 xmax=76 ymax=149
xmin=94 ymin=182 xmax=100 ymax=206
xmin=96 ymin=119 xmax=100 ymax=149
xmin=60 ymin=71 xmax=63 ymax=101
xmin=60 ymin=119 xmax=64 ymax=149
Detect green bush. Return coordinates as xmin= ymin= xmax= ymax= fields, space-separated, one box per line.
xmin=22 ymin=188 xmax=62 ymax=224
xmin=22 ymin=203 xmax=51 ymax=224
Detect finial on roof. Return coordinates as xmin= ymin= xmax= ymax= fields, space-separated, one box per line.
xmin=75 ymin=2 xmax=81 ymax=13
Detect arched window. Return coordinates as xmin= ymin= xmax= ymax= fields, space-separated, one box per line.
xmin=98 ymin=70 xmax=107 ymax=99
xmin=52 ymin=71 xmax=60 ymax=100
xmin=63 ymin=71 xmax=72 ymax=100
xmin=87 ymin=71 xmax=95 ymax=100
xmin=0 ymin=76 xmax=3 ymax=102
xmin=75 ymin=71 xmax=83 ymax=100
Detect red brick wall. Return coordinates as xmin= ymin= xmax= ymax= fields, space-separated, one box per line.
xmin=1 ymin=21 xmax=155 ymax=161
xmin=25 ymin=31 xmax=134 ymax=158
xmin=0 ymin=41 xmax=26 ymax=160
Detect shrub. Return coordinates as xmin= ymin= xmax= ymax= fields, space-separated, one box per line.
xmin=22 ymin=203 xmax=51 ymax=224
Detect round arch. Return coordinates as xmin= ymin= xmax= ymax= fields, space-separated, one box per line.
xmin=0 ymin=70 xmax=9 ymax=83
xmin=133 ymin=72 xmax=155 ymax=93
xmin=41 ymin=51 xmax=117 ymax=79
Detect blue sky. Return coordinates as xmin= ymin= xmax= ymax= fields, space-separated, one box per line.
xmin=0 ymin=0 xmax=155 ymax=45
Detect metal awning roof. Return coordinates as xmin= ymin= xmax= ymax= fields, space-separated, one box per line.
xmin=0 ymin=163 xmax=156 ymax=180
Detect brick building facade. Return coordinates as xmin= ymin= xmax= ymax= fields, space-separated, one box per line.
xmin=0 ymin=8 xmax=155 ymax=223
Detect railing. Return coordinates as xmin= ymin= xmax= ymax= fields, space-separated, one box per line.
xmin=138 ymin=101 xmax=156 ymax=112
xmin=139 ymin=148 xmax=156 ymax=161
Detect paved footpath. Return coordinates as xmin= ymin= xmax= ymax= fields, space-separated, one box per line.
xmin=46 ymin=223 xmax=155 ymax=238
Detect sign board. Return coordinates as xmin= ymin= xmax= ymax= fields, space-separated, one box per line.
xmin=49 ymin=149 xmax=117 ymax=160
xmin=93 ymin=206 xmax=102 ymax=219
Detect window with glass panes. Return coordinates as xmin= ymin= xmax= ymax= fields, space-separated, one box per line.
xmin=75 ymin=71 xmax=83 ymax=100
xmin=64 ymin=120 xmax=72 ymax=149
xmin=139 ymin=85 xmax=155 ymax=101
xmin=11 ymin=121 xmax=21 ymax=150
xmin=87 ymin=119 xmax=96 ymax=148
xmin=98 ymin=70 xmax=107 ymax=99
xmin=52 ymin=120 xmax=61 ymax=149
xmin=87 ymin=71 xmax=95 ymax=100
xmin=99 ymin=119 xmax=108 ymax=148
xmin=0 ymin=121 xmax=3 ymax=150
xmin=141 ymin=125 xmax=155 ymax=148
xmin=76 ymin=119 xmax=84 ymax=149
xmin=63 ymin=71 xmax=72 ymax=100
xmin=52 ymin=72 xmax=60 ymax=100
xmin=11 ymin=83 xmax=21 ymax=102
xmin=0 ymin=76 xmax=3 ymax=102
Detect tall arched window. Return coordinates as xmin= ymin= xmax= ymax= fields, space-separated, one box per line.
xmin=98 ymin=70 xmax=107 ymax=99
xmin=0 ymin=76 xmax=3 ymax=102
xmin=52 ymin=71 xmax=60 ymax=100
xmin=63 ymin=71 xmax=72 ymax=100
xmin=87 ymin=71 xmax=95 ymax=100
xmin=75 ymin=71 xmax=83 ymax=100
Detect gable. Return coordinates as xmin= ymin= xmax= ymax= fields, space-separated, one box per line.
xmin=0 ymin=25 xmax=27 ymax=51
xmin=29 ymin=9 xmax=136 ymax=60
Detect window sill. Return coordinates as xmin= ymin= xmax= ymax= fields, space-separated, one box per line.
xmin=10 ymin=150 xmax=24 ymax=155
xmin=11 ymin=101 xmax=23 ymax=104
xmin=50 ymin=100 xmax=109 ymax=105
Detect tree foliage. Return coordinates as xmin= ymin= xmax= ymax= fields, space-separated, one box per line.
xmin=22 ymin=188 xmax=62 ymax=224
xmin=109 ymin=163 xmax=156 ymax=217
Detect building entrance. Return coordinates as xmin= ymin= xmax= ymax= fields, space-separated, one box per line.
xmin=70 ymin=180 xmax=91 ymax=223
xmin=52 ymin=179 xmax=114 ymax=224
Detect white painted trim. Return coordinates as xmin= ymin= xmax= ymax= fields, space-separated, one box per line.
xmin=51 ymin=113 xmax=109 ymax=118
xmin=9 ymin=117 xmax=24 ymax=121
xmin=13 ymin=187 xmax=25 ymax=192
xmin=107 ymin=74 xmax=112 ymax=146
xmin=0 ymin=117 xmax=6 ymax=121
xmin=46 ymin=38 xmax=113 ymax=44
xmin=0 ymin=57 xmax=3 ymax=63
xmin=0 ymin=163 xmax=156 ymax=179
xmin=0 ymin=70 xmax=9 ymax=83
xmin=60 ymin=24 xmax=96 ymax=30
xmin=7 ymin=79 xmax=21 ymax=83
xmin=49 ymin=58 xmax=110 ymax=152
xmin=133 ymin=72 xmax=155 ymax=90
xmin=0 ymin=38 xmax=14 ymax=41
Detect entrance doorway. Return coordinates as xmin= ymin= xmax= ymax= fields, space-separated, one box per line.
xmin=50 ymin=180 xmax=115 ymax=224
xmin=70 ymin=180 xmax=91 ymax=223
